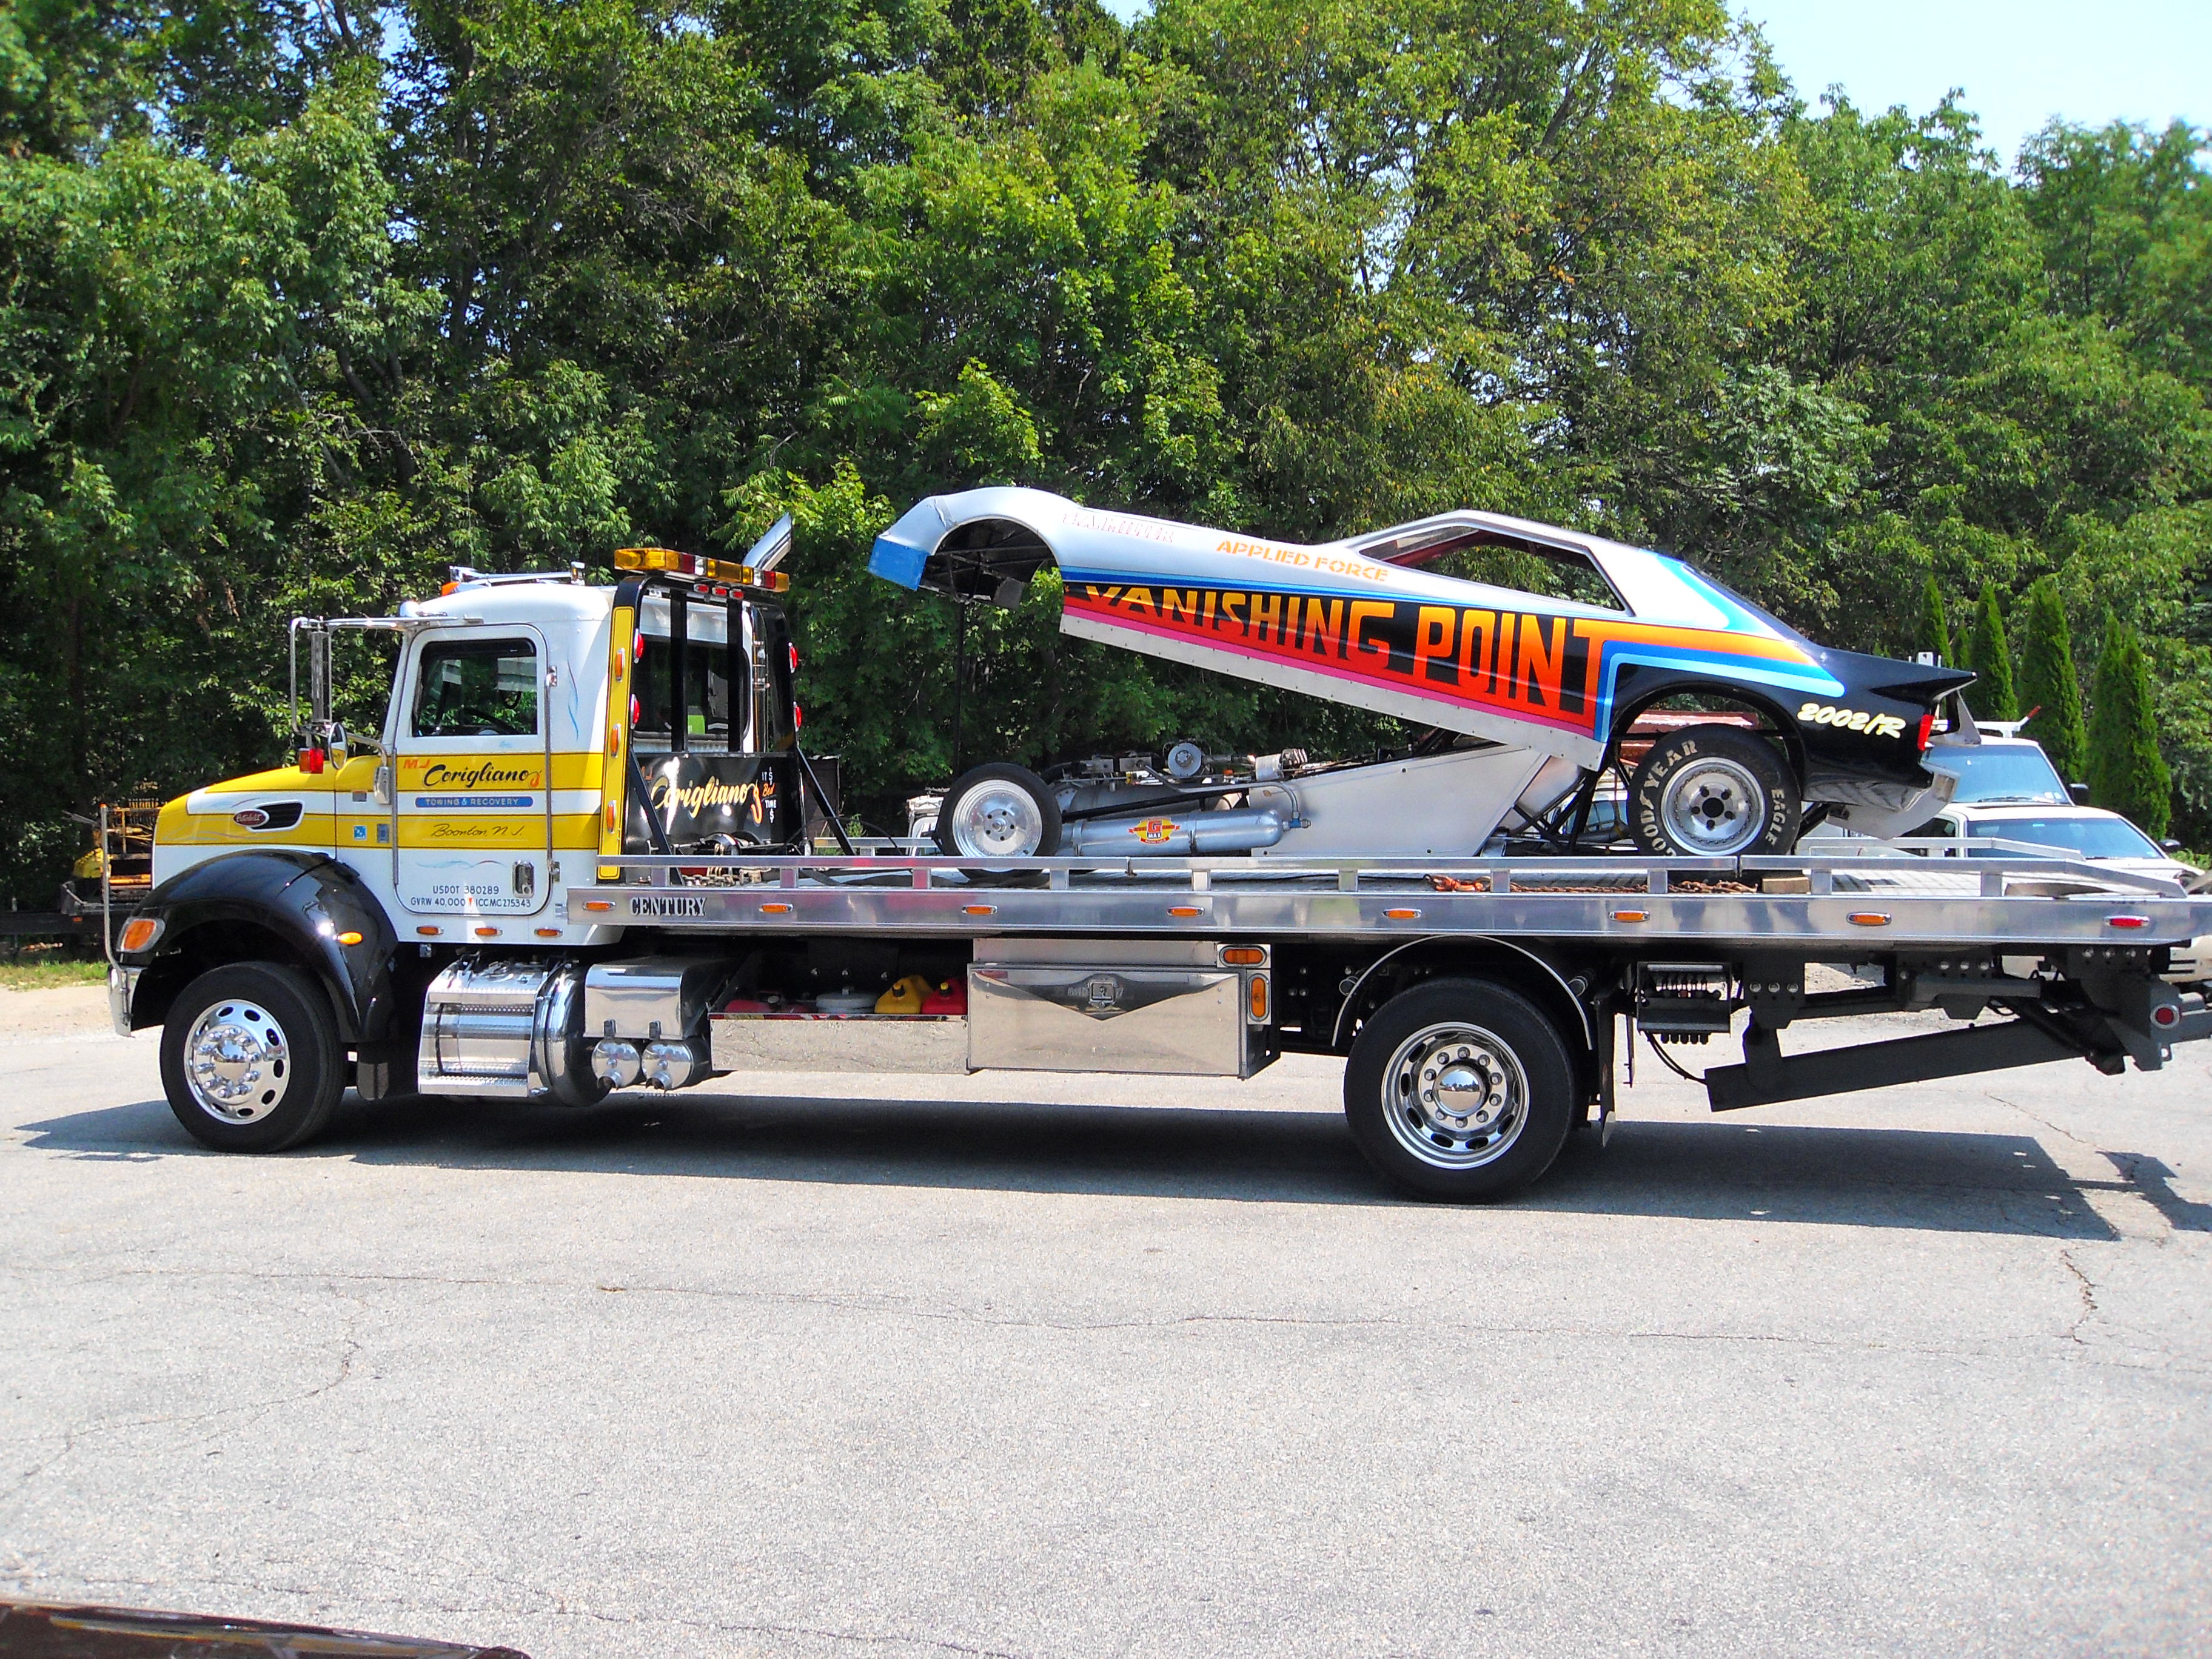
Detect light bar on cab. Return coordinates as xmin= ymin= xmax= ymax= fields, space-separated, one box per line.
xmin=613 ymin=545 xmax=790 ymax=592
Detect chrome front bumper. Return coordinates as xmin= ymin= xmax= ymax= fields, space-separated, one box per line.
xmin=108 ymin=965 xmax=139 ymax=1037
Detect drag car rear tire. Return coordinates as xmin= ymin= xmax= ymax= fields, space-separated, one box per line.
xmin=159 ymin=962 xmax=346 ymax=1153
xmin=936 ymin=763 xmax=1061 ymax=859
xmin=1343 ymin=979 xmax=1577 ymax=1201
xmin=1628 ymin=723 xmax=1799 ymax=857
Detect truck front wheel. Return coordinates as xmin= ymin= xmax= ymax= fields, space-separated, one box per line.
xmin=158 ymin=962 xmax=346 ymax=1153
xmin=1344 ymin=979 xmax=1577 ymax=1201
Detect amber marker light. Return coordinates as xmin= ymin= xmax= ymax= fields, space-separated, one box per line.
xmin=962 ymin=904 xmax=996 ymax=916
xmin=1221 ymin=947 xmax=1264 ymax=966
xmin=1168 ymin=905 xmax=1202 ymax=918
xmin=536 ymin=928 xmax=561 ymax=938
xmin=582 ymin=900 xmax=614 ymax=912
xmin=1612 ymin=909 xmax=1649 ymax=923
xmin=1384 ymin=908 xmax=1421 ymax=920
xmin=416 ymin=925 xmax=443 ymax=936
xmin=335 ymin=930 xmax=364 ymax=946
xmin=1249 ymin=977 xmax=1270 ymax=1021
xmin=1846 ymin=912 xmax=1891 ymax=927
xmin=118 ymin=917 xmax=162 ymax=953
xmin=759 ymin=902 xmax=794 ymax=915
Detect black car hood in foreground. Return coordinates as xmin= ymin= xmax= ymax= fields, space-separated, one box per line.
xmin=0 ymin=1598 xmax=529 ymax=1658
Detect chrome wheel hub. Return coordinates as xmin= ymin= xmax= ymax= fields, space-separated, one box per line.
xmin=183 ymin=998 xmax=290 ymax=1124
xmin=1382 ymin=1023 xmax=1528 ymax=1169
xmin=1660 ymin=756 xmax=1767 ymax=854
xmin=949 ymin=785 xmax=1044 ymax=858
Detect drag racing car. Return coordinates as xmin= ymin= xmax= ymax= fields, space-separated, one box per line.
xmin=870 ymin=488 xmax=1974 ymax=860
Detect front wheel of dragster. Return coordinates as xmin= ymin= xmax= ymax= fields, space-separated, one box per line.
xmin=158 ymin=962 xmax=347 ymax=1153
xmin=936 ymin=763 xmax=1062 ymax=859
xmin=1628 ymin=722 xmax=1800 ymax=857
xmin=1343 ymin=979 xmax=1578 ymax=1201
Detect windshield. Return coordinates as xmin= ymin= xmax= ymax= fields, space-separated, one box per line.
xmin=1963 ymin=816 xmax=2162 ymax=860
xmin=1940 ymin=744 xmax=2070 ymax=805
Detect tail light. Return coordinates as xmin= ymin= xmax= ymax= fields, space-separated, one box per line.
xmin=1914 ymin=711 xmax=1935 ymax=751
xmin=788 ymin=643 xmax=799 ymax=673
xmin=793 ymin=703 xmax=803 ymax=729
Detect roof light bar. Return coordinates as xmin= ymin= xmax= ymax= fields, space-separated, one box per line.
xmin=613 ymin=546 xmax=789 ymax=592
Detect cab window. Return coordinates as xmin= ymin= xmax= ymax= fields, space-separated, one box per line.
xmin=412 ymin=638 xmax=539 ymax=738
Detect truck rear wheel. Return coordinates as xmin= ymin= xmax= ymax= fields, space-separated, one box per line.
xmin=158 ymin=962 xmax=346 ymax=1153
xmin=1629 ymin=723 xmax=1799 ymax=857
xmin=1344 ymin=979 xmax=1577 ymax=1201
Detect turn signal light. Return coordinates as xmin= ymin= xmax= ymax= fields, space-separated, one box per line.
xmin=1221 ymin=947 xmax=1265 ymax=966
xmin=118 ymin=917 xmax=162 ymax=953
xmin=1248 ymin=976 xmax=1269 ymax=1021
xmin=335 ymin=930 xmax=364 ymax=946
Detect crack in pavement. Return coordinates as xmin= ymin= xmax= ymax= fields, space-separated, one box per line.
xmin=0 ymin=1285 xmax=366 ymax=1510
xmin=3 ymin=1259 xmax=2197 ymax=1372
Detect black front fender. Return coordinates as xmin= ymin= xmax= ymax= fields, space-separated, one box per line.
xmin=119 ymin=851 xmax=398 ymax=1045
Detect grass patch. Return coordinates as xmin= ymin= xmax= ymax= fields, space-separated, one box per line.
xmin=0 ymin=954 xmax=110 ymax=991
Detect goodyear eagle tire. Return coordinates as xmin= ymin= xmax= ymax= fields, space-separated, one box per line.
xmin=159 ymin=962 xmax=346 ymax=1153
xmin=1344 ymin=979 xmax=1577 ymax=1201
xmin=1629 ymin=723 xmax=1800 ymax=857
xmin=936 ymin=763 xmax=1061 ymax=860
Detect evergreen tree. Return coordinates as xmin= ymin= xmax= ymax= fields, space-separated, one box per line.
xmin=2016 ymin=577 xmax=2088 ymax=783
xmin=2088 ymin=617 xmax=2173 ymax=837
xmin=1918 ymin=575 xmax=1953 ymax=663
xmin=1963 ymin=581 xmax=2019 ymax=720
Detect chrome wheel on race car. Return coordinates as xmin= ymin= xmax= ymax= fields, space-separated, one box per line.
xmin=936 ymin=763 xmax=1062 ymax=859
xmin=1656 ymin=754 xmax=1768 ymax=854
xmin=182 ymin=997 xmax=291 ymax=1122
xmin=1379 ymin=1022 xmax=1530 ymax=1170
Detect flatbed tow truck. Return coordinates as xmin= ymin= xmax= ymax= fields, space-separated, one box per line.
xmin=108 ymin=514 xmax=2212 ymax=1200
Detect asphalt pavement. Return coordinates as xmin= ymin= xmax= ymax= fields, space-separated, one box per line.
xmin=3 ymin=987 xmax=2208 ymax=1658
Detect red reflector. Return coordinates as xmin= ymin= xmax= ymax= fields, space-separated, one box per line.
xmin=794 ymin=704 xmax=803 ymax=729
xmin=788 ymin=644 xmax=799 ymax=673
xmin=1915 ymin=711 xmax=1935 ymax=751
xmin=2153 ymin=1003 xmax=2180 ymax=1028
xmin=2107 ymin=915 xmax=2151 ymax=930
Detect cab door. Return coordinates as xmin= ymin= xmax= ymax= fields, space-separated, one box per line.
xmin=392 ymin=627 xmax=553 ymax=917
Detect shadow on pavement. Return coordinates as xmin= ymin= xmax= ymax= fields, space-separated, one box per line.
xmin=18 ymin=1090 xmax=2148 ymax=1238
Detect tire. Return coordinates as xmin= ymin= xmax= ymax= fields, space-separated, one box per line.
xmin=1628 ymin=722 xmax=1800 ymax=857
xmin=159 ymin=962 xmax=346 ymax=1153
xmin=936 ymin=762 xmax=1061 ymax=859
xmin=1343 ymin=978 xmax=1578 ymax=1201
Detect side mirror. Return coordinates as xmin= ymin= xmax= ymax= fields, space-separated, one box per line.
xmin=2068 ymin=782 xmax=2090 ymax=804
xmin=2162 ymin=839 xmax=2184 ymax=854
xmin=372 ymin=763 xmax=393 ymax=806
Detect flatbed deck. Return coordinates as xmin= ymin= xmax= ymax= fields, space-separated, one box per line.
xmin=568 ymin=845 xmax=2212 ymax=952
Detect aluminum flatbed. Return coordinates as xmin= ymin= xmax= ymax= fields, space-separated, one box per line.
xmin=569 ymin=845 xmax=2212 ymax=953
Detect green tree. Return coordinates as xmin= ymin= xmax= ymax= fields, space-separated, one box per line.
xmin=2016 ymin=576 xmax=2087 ymax=782
xmin=1919 ymin=575 xmax=1953 ymax=663
xmin=2088 ymin=615 xmax=2173 ymax=836
xmin=1962 ymin=581 xmax=2019 ymax=720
